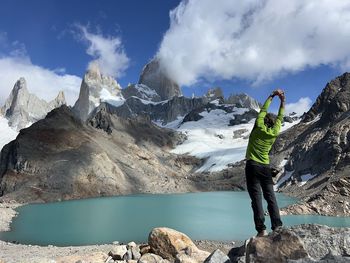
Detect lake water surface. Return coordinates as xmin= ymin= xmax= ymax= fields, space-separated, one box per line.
xmin=1 ymin=191 xmax=350 ymax=246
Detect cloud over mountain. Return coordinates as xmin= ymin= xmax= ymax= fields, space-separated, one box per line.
xmin=77 ymin=25 xmax=130 ymax=78
xmin=157 ymin=0 xmax=350 ymax=86
xmin=0 ymin=33 xmax=81 ymax=106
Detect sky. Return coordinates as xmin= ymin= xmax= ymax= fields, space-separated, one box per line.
xmin=0 ymin=0 xmax=349 ymax=114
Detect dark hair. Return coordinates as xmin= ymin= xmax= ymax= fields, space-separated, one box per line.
xmin=264 ymin=113 xmax=277 ymax=128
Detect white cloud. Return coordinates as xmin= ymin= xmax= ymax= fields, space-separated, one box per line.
xmin=0 ymin=56 xmax=81 ymax=106
xmin=157 ymin=0 xmax=350 ymax=86
xmin=285 ymin=97 xmax=312 ymax=116
xmin=78 ymin=25 xmax=130 ymax=78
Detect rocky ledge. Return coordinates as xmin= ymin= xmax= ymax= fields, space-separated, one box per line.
xmin=0 ymin=225 xmax=349 ymax=263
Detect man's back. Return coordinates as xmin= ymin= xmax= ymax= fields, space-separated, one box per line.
xmin=246 ymin=94 xmax=284 ymax=164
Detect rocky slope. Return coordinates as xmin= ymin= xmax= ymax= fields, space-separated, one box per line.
xmin=0 ymin=78 xmax=66 ymax=130
xmin=0 ymin=105 xmax=202 ymax=203
xmin=271 ymin=72 xmax=350 ymax=216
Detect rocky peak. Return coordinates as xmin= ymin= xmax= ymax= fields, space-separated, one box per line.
xmin=303 ymin=72 xmax=350 ymax=123
xmin=1 ymin=78 xmax=66 ymax=130
xmin=138 ymin=58 xmax=182 ymax=101
xmin=73 ymin=64 xmax=124 ymax=121
xmin=204 ymin=87 xmax=224 ymax=102
xmin=49 ymin=90 xmax=66 ymax=109
xmin=225 ymin=93 xmax=261 ymax=111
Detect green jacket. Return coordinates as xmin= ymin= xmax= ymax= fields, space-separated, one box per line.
xmin=246 ymin=97 xmax=284 ymax=164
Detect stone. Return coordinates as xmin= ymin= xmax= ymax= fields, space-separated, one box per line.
xmin=140 ymin=244 xmax=151 ymax=255
xmin=204 ymin=249 xmax=231 ymax=263
xmin=245 ymin=228 xmax=308 ymax=263
xmin=127 ymin=241 xmax=137 ymax=248
xmin=175 ymin=253 xmax=198 ymax=263
xmin=109 ymin=245 xmax=128 ymax=260
xmin=289 ymin=224 xmax=350 ymax=260
xmin=124 ymin=249 xmax=133 ymax=261
xmin=131 ymin=246 xmax=142 ymax=260
xmin=138 ymin=253 xmax=169 ymax=263
xmin=148 ymin=227 xmax=210 ymax=262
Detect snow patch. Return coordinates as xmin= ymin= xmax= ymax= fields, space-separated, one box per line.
xmin=0 ymin=116 xmax=18 ymax=150
xmin=100 ymin=88 xmax=125 ymax=107
xmin=299 ymin=173 xmax=317 ymax=186
xmin=274 ymin=170 xmax=294 ymax=191
xmin=167 ymin=108 xmax=254 ymax=172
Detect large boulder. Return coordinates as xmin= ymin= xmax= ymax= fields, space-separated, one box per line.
xmin=245 ymin=228 xmax=308 ymax=263
xmin=148 ymin=227 xmax=210 ymax=262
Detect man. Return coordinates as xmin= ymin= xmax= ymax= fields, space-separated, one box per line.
xmin=245 ymin=89 xmax=285 ymax=237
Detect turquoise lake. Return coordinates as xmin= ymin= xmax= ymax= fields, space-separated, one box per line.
xmin=1 ymin=191 xmax=350 ymax=246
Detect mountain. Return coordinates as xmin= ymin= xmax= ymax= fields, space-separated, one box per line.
xmin=113 ymin=96 xmax=206 ymax=125
xmin=271 ymin=72 xmax=350 ymax=216
xmin=225 ymin=93 xmax=261 ymax=112
xmin=73 ymin=63 xmax=124 ymax=121
xmin=122 ymin=83 xmax=162 ymax=102
xmin=0 ymin=77 xmax=66 ymax=131
xmin=138 ymin=58 xmax=182 ymax=101
xmin=0 ymin=105 xmax=203 ymax=202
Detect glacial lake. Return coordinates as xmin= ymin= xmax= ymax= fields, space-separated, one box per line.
xmin=1 ymin=191 xmax=350 ymax=246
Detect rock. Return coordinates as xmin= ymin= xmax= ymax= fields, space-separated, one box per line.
xmin=228 ymin=109 xmax=258 ymax=126
xmin=125 ymin=249 xmax=133 ymax=261
xmin=131 ymin=246 xmax=142 ymax=260
xmin=289 ymin=224 xmax=350 ymax=260
xmin=139 ymin=58 xmax=182 ymax=101
xmin=108 ymin=245 xmax=128 ymax=260
xmin=283 ymin=116 xmax=294 ymax=123
xmin=1 ymin=77 xmax=66 ymax=130
xmin=245 ymin=228 xmax=308 ymax=263
xmin=127 ymin=241 xmax=137 ymax=248
xmin=148 ymin=227 xmax=210 ymax=262
xmin=114 ymin=95 xmax=205 ymax=125
xmin=175 ymin=253 xmax=198 ymax=263
xmin=225 ymin=93 xmax=260 ymax=111
xmin=204 ymin=249 xmax=231 ymax=263
xmin=122 ymin=84 xmax=161 ymax=102
xmin=204 ymin=87 xmax=224 ymax=102
xmin=73 ymin=63 xmax=123 ymax=121
xmin=140 ymin=244 xmax=151 ymax=255
xmin=228 ymin=242 xmax=247 ymax=263
xmin=138 ymin=253 xmax=170 ymax=263
xmin=232 ymin=129 xmax=248 ymax=139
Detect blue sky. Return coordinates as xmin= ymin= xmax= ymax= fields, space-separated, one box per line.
xmin=0 ymin=0 xmax=349 ymax=114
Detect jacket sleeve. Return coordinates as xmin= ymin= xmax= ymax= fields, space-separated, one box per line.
xmin=271 ymin=105 xmax=285 ymax=135
xmin=256 ymin=97 xmax=272 ymax=129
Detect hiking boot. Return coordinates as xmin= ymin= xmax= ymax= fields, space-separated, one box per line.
xmin=256 ymin=230 xmax=268 ymax=237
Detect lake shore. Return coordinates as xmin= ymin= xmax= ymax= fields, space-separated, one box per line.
xmin=0 ymin=239 xmax=238 ymax=263
xmin=0 ymin=202 xmax=21 ymax=232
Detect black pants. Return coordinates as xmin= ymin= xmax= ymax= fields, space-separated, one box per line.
xmin=245 ymin=159 xmax=283 ymax=232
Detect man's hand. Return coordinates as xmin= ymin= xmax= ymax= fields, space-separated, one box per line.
xmin=272 ymin=89 xmax=284 ymax=97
